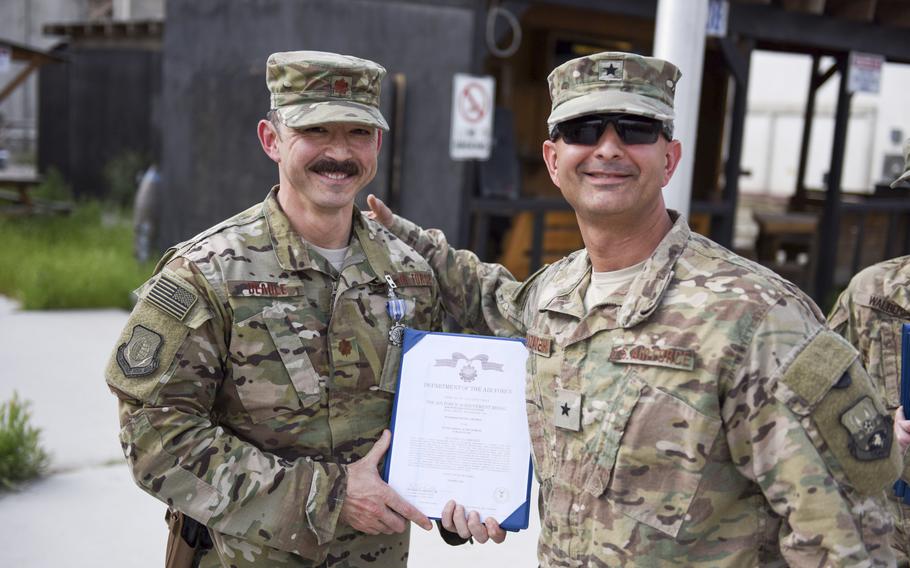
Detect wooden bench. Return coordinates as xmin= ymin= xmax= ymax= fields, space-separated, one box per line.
xmin=0 ymin=174 xmax=72 ymax=214
xmin=0 ymin=175 xmax=42 ymax=207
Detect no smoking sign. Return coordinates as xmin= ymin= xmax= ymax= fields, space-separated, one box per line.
xmin=450 ymin=74 xmax=495 ymax=160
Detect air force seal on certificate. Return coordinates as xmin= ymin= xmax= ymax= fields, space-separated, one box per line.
xmin=117 ymin=324 xmax=163 ymax=377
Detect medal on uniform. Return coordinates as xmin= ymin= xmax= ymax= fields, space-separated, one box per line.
xmin=385 ymin=274 xmax=406 ymax=347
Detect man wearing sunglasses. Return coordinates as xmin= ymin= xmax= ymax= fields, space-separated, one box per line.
xmin=369 ymin=50 xmax=901 ymax=565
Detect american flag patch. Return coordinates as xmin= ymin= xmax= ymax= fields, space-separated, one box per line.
xmin=148 ymin=275 xmax=197 ymax=321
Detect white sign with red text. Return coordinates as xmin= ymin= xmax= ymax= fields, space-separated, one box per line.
xmin=450 ymin=74 xmax=495 ymax=160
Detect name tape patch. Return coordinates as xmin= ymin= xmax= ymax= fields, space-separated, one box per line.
xmin=869 ymin=296 xmax=910 ymax=319
xmin=526 ymin=333 xmax=552 ymax=357
xmin=228 ymin=281 xmax=300 ymax=297
xmin=392 ymin=271 xmax=434 ymax=287
xmin=609 ymin=344 xmax=696 ymax=371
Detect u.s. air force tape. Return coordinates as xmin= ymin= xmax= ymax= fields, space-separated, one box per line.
xmin=147 ymin=275 xmax=197 ymax=321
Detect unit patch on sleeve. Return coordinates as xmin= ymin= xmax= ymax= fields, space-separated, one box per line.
xmin=116 ymin=325 xmax=163 ymax=377
xmin=840 ymin=395 xmax=893 ymax=461
xmin=147 ymin=274 xmax=197 ymax=321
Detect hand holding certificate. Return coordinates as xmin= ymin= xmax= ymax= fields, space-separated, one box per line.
xmin=383 ymin=329 xmax=533 ymax=531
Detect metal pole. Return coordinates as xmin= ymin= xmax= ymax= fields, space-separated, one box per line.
xmin=795 ymin=55 xmax=820 ymax=207
xmin=653 ymin=0 xmax=709 ymax=220
xmin=716 ymin=37 xmax=753 ymax=248
xmin=457 ymin=0 xmax=488 ymax=250
xmin=814 ymin=55 xmax=851 ymax=308
xmin=796 ymin=59 xmax=836 ymax=208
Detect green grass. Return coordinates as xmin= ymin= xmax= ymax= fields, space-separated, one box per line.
xmin=0 ymin=202 xmax=156 ymax=309
xmin=0 ymin=393 xmax=49 ymax=490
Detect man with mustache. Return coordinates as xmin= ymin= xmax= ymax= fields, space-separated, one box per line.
xmin=106 ymin=51 xmax=439 ymax=567
xmin=369 ymin=51 xmax=901 ymax=565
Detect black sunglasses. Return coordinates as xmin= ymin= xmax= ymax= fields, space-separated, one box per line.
xmin=551 ymin=114 xmax=671 ymax=146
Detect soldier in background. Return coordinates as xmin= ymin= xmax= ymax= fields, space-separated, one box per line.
xmin=133 ymin=163 xmax=160 ymax=263
xmin=830 ymin=137 xmax=910 ymax=566
xmin=105 ymin=51 xmax=439 ymax=567
xmin=369 ymin=51 xmax=901 ymax=565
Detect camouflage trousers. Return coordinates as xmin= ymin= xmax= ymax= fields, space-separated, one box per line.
xmin=894 ymin=497 xmax=910 ymax=568
xmin=196 ymin=529 xmax=409 ymax=567
xmin=197 ymin=533 xmax=320 ymax=567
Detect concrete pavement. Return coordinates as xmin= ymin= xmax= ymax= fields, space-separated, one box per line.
xmin=0 ymin=297 xmax=539 ymax=566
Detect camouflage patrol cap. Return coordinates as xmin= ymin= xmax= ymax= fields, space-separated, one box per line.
xmin=547 ymin=52 xmax=681 ymax=128
xmin=266 ymin=50 xmax=389 ymax=131
xmin=892 ymin=138 xmax=910 ymax=188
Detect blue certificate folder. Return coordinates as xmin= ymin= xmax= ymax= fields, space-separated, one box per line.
xmin=895 ymin=324 xmax=910 ymax=503
xmin=381 ymin=328 xmax=533 ymax=532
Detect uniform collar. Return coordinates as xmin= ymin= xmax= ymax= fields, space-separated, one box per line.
xmin=263 ymin=187 xmax=383 ymax=285
xmin=265 ymin=187 xmax=311 ymax=272
xmin=542 ymin=211 xmax=690 ymax=327
xmin=344 ymin=210 xmax=388 ymax=287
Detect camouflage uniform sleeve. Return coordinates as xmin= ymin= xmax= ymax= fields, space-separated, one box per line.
xmin=828 ymin=281 xmax=910 ymax=484
xmin=827 ymin=287 xmax=855 ymax=342
xmin=389 ymin=214 xmax=527 ymax=337
xmin=723 ymin=299 xmax=900 ymax=566
xmin=105 ymin=257 xmax=345 ymax=560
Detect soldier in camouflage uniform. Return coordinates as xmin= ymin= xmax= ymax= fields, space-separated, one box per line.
xmin=106 ymin=51 xmax=440 ymax=567
xmin=829 ymin=137 xmax=910 ymax=566
xmin=369 ymin=51 xmax=902 ymax=566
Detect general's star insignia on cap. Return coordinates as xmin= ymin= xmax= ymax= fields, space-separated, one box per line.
xmin=147 ymin=275 xmax=197 ymax=321
xmin=116 ymin=324 xmax=163 ymax=377
xmin=554 ymin=388 xmax=582 ymax=431
xmin=599 ymin=60 xmax=624 ymax=81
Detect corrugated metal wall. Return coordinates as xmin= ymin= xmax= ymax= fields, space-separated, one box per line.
xmin=159 ymin=0 xmax=475 ymax=249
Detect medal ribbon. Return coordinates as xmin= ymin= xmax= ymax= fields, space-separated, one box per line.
xmin=387 ymin=298 xmax=406 ymax=322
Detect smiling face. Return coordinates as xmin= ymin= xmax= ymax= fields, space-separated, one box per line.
xmin=258 ymin=118 xmax=381 ymax=214
xmin=542 ymin=119 xmax=680 ymax=226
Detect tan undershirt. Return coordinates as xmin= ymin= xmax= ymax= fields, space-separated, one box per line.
xmin=583 ymin=259 xmax=646 ymax=311
xmin=308 ymin=242 xmax=350 ymax=272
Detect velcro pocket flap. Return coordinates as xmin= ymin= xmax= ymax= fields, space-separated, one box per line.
xmin=606 ymin=377 xmax=722 ymax=538
xmin=263 ymin=311 xmax=321 ymax=402
xmin=774 ymin=330 xmax=857 ymax=416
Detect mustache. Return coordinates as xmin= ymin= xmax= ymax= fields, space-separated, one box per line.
xmin=310 ymin=159 xmax=360 ymax=176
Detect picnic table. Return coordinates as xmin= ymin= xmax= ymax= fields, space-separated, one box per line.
xmin=0 ymin=174 xmax=41 ymax=206
xmin=0 ymin=168 xmax=72 ymax=214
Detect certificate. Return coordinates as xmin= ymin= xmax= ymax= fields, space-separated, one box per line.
xmin=383 ymin=329 xmax=532 ymax=531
